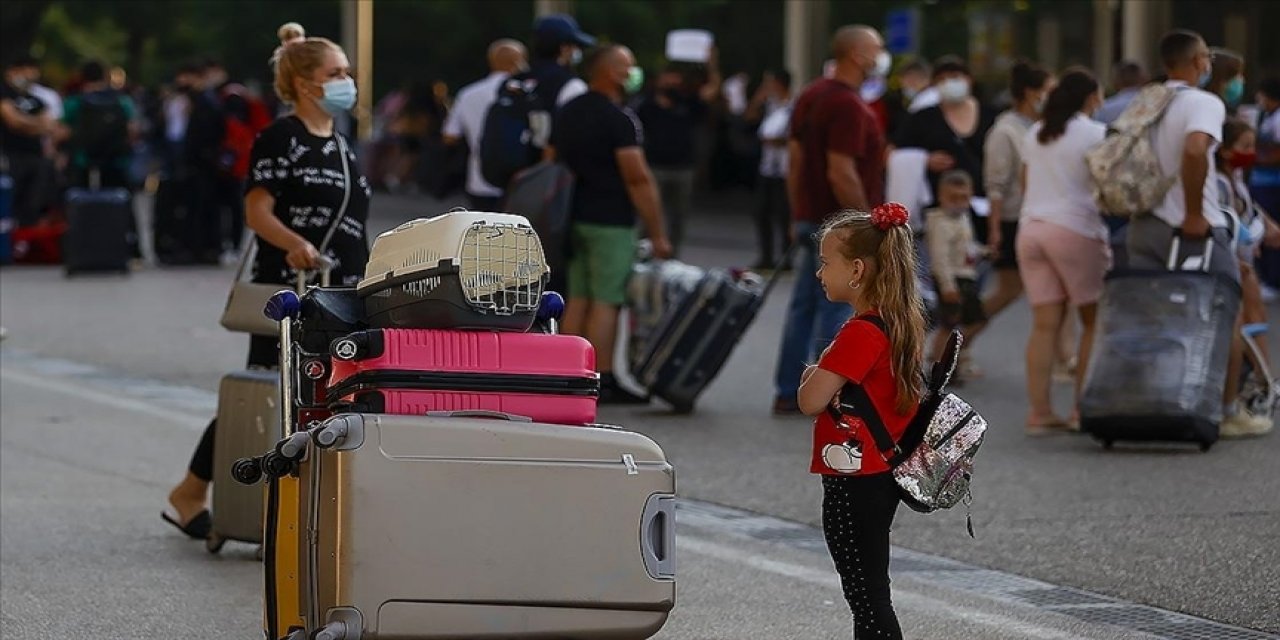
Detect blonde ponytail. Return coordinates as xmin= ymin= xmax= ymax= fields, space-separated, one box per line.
xmin=822 ymin=209 xmax=927 ymax=415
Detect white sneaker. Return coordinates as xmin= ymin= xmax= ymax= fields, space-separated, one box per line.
xmin=1219 ymin=411 xmax=1275 ymax=438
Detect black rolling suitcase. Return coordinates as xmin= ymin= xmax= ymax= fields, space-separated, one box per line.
xmin=629 ymin=254 xmax=789 ymax=413
xmin=1080 ymin=235 xmax=1241 ymax=451
xmin=63 ymin=176 xmax=133 ymax=275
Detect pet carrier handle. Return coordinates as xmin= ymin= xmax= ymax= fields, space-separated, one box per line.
xmin=357 ymin=260 xmax=459 ymax=297
xmin=424 ymin=410 xmax=534 ymax=422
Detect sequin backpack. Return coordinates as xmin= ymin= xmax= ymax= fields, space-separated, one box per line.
xmin=828 ymin=320 xmax=987 ymax=533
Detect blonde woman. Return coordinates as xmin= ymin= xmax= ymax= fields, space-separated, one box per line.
xmin=164 ymin=25 xmax=371 ymax=539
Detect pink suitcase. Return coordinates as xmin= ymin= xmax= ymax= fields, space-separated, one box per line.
xmin=327 ymin=328 xmax=599 ymax=425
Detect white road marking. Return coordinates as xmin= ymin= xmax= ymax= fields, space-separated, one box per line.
xmin=679 ymin=535 xmax=1097 ymax=640
xmin=0 ymin=366 xmax=207 ymax=431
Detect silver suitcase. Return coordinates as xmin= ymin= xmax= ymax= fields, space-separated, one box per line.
xmin=287 ymin=412 xmax=676 ymax=640
xmin=208 ymin=370 xmax=280 ymax=553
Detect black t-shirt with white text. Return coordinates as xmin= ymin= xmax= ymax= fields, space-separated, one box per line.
xmin=0 ymin=82 xmax=47 ymax=157
xmin=246 ymin=116 xmax=371 ymax=285
xmin=552 ymin=91 xmax=643 ymax=227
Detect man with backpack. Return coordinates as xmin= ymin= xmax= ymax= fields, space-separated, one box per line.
xmin=1123 ymin=31 xmax=1234 ymax=280
xmin=61 ymin=60 xmax=137 ymax=190
xmin=478 ymin=13 xmax=592 ymax=192
xmin=443 ymin=39 xmax=527 ymax=211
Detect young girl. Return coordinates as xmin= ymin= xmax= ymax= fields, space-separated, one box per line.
xmin=797 ymin=202 xmax=927 ymax=638
xmin=1216 ymin=117 xmax=1280 ymax=437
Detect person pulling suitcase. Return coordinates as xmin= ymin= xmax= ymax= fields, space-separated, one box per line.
xmin=163 ymin=27 xmax=370 ymax=539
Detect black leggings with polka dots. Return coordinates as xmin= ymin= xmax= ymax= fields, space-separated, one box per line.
xmin=821 ymin=473 xmax=903 ymax=639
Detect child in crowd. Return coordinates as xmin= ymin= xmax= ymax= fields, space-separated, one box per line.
xmin=796 ymin=202 xmax=926 ymax=639
xmin=1216 ymin=116 xmax=1280 ymax=437
xmin=925 ymin=170 xmax=988 ymax=368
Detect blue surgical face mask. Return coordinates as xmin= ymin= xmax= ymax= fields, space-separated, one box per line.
xmin=1223 ymin=76 xmax=1244 ymax=107
xmin=1198 ymin=68 xmax=1212 ymax=89
xmin=315 ymin=77 xmax=356 ymax=115
xmin=570 ymin=48 xmax=583 ymax=67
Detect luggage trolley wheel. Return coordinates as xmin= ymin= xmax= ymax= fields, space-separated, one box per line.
xmin=205 ymin=533 xmax=227 ymax=554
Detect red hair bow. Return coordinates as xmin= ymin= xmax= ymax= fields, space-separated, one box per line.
xmin=870 ymin=202 xmax=910 ymax=231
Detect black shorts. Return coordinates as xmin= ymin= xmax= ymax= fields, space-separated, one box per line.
xmin=936 ymin=278 xmax=987 ymax=328
xmin=994 ymin=220 xmax=1019 ymax=270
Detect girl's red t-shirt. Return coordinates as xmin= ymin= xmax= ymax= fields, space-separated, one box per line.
xmin=810 ymin=314 xmax=917 ymax=476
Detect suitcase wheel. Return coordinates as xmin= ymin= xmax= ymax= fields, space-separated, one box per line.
xmin=255 ymin=545 xmax=264 ymax=562
xmin=1101 ymin=439 xmax=1115 ymax=450
xmin=205 ymin=534 xmax=226 ymax=554
xmin=1199 ymin=441 xmax=1214 ymax=452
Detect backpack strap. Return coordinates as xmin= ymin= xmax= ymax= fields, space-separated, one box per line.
xmin=824 ymin=315 xmax=962 ymax=465
xmin=823 ymin=314 xmax=902 ymax=462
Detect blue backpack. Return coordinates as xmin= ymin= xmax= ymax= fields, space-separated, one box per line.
xmin=479 ymin=71 xmax=568 ymax=190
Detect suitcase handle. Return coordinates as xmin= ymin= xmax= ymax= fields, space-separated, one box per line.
xmin=640 ymin=494 xmax=677 ymax=580
xmin=424 ymin=410 xmax=533 ymax=422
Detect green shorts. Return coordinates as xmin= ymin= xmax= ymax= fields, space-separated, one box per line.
xmin=567 ymin=223 xmax=635 ymax=306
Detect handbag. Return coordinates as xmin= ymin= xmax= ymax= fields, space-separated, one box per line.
xmin=220 ymin=133 xmax=352 ymax=336
xmin=827 ymin=318 xmax=987 ymax=534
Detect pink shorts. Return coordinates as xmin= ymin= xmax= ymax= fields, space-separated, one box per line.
xmin=1016 ymin=219 xmax=1111 ymax=307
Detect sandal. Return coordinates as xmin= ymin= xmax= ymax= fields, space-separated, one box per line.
xmin=162 ymin=508 xmax=212 ymax=540
xmin=1026 ymin=415 xmax=1072 ymax=436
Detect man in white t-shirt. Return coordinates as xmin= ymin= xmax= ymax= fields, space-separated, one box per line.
xmin=443 ymin=39 xmax=527 ymax=211
xmin=1127 ymin=30 xmax=1234 ymax=281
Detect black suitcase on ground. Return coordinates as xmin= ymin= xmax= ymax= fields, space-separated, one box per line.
xmin=1080 ymin=239 xmax=1240 ymax=451
xmin=629 ymin=267 xmax=769 ymax=413
xmin=63 ymin=186 xmax=133 ymax=275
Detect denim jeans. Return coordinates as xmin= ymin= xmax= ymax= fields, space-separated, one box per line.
xmin=774 ymin=221 xmax=852 ymax=400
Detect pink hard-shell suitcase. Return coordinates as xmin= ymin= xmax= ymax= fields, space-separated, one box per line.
xmin=326 ymin=328 xmax=599 ymax=425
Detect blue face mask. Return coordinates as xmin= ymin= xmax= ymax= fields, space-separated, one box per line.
xmin=1223 ymin=76 xmax=1244 ymax=107
xmin=1198 ymin=69 xmax=1212 ymax=89
xmin=315 ymin=77 xmax=356 ymax=115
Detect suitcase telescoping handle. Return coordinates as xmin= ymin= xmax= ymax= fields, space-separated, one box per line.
xmin=295 ymin=255 xmax=336 ymax=293
xmin=264 ymin=290 xmax=303 ymax=437
xmin=1168 ymin=211 xmax=1237 ymax=273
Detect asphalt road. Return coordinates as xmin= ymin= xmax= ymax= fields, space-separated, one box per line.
xmin=1 ymin=190 xmax=1276 ymax=639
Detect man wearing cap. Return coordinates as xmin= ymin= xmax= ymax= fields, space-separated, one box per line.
xmin=530 ymin=13 xmax=593 ymax=147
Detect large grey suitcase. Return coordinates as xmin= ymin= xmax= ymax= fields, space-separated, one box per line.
xmin=208 ymin=370 xmax=281 ymax=553
xmin=289 ymin=412 xmax=676 ymax=640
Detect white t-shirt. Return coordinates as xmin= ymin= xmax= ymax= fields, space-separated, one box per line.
xmin=1022 ymin=113 xmax=1108 ymax=241
xmin=1151 ymin=81 xmax=1227 ymax=228
xmin=757 ymin=100 xmax=791 ymax=178
xmin=442 ymin=72 xmax=508 ymax=197
xmin=557 ymin=78 xmax=587 ymax=107
xmin=28 ymin=83 xmax=62 ymax=120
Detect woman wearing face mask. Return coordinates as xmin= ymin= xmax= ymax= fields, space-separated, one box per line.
xmin=1215 ymin=117 xmax=1280 ymax=437
xmin=1204 ymin=48 xmax=1245 ymax=113
xmin=1015 ymin=68 xmax=1107 ymax=432
xmin=981 ymin=60 xmax=1053 ymax=319
xmin=894 ymin=56 xmax=997 ymax=241
xmin=163 ymin=25 xmax=372 ymax=540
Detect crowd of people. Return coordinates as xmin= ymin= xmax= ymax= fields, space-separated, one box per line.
xmin=5 ymin=14 xmax=1278 ymax=638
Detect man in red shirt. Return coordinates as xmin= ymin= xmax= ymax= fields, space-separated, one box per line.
xmin=772 ymin=25 xmax=888 ymax=415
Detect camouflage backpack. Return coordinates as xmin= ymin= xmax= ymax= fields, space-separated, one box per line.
xmin=1085 ymin=84 xmax=1183 ymax=216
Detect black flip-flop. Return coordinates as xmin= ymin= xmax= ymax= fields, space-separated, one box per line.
xmin=161 ymin=509 xmax=212 ymax=540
